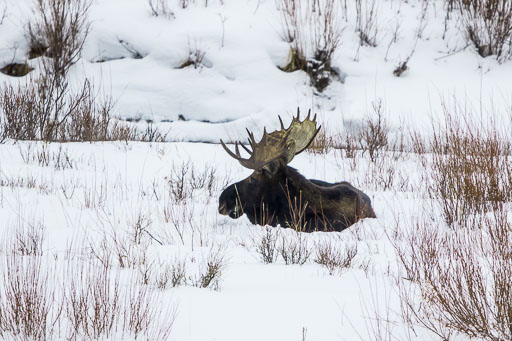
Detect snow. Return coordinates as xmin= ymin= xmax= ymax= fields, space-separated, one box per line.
xmin=1 ymin=0 xmax=508 ymax=142
xmin=0 ymin=0 xmax=511 ymax=340
xmin=0 ymin=141 xmax=425 ymax=340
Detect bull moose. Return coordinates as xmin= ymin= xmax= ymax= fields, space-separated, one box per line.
xmin=218 ymin=109 xmax=376 ymax=232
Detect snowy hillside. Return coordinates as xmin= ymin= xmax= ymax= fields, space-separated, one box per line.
xmin=2 ymin=0 xmax=511 ymax=141
xmin=0 ymin=0 xmax=512 ymax=340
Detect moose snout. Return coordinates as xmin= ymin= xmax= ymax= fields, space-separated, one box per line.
xmin=218 ymin=203 xmax=229 ymax=215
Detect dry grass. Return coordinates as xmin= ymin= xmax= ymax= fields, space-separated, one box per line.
xmin=0 ymin=226 xmax=175 ymax=340
xmin=326 ymin=103 xmax=410 ymax=193
xmin=0 ymin=78 xmax=154 ymax=142
xmin=415 ymin=106 xmax=512 ymax=227
xmin=391 ymin=105 xmax=512 ymax=340
xmin=284 ymin=186 xmax=310 ymax=231
xmin=393 ymin=208 xmax=512 ymax=340
xmin=306 ymin=125 xmax=340 ymax=155
xmin=0 ymin=252 xmax=61 ymax=340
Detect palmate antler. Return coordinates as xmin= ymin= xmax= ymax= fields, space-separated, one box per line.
xmin=220 ymin=108 xmax=321 ymax=169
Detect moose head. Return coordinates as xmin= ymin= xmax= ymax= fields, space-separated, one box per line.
xmin=218 ymin=109 xmax=376 ymax=232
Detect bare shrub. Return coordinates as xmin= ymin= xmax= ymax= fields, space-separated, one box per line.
xmin=254 ymin=226 xmax=280 ymax=264
xmin=0 ymin=0 xmax=146 ymax=143
xmin=280 ymin=231 xmax=311 ymax=265
xmin=82 ymin=179 xmax=108 ymax=209
xmin=0 ymin=81 xmax=41 ymax=141
xmin=334 ymin=120 xmax=409 ymax=193
xmin=0 ymin=1 xmax=6 ymax=25
xmin=14 ymin=219 xmax=46 ymax=256
xmin=130 ymin=210 xmax=152 ymax=245
xmin=277 ymin=0 xmax=342 ymax=92
xmin=0 ymin=227 xmax=174 ymax=339
xmin=314 ymin=239 xmax=357 ymax=275
xmin=392 ymin=108 xmax=512 ymax=339
xmin=190 ymin=165 xmax=216 ymax=193
xmin=384 ymin=17 xmax=402 ymax=62
xmin=0 ymin=79 xmax=137 ymax=142
xmin=353 ymin=275 xmax=416 ymax=341
xmin=139 ymin=121 xmax=168 ymax=142
xmin=43 ymin=145 xmax=73 ymax=170
xmin=306 ymin=125 xmax=339 ymax=155
xmin=0 ymin=252 xmax=62 ymax=340
xmin=340 ymin=132 xmax=359 ymax=160
xmin=422 ymin=106 xmax=512 ymax=227
xmin=92 ymin=226 xmax=149 ymax=270
xmin=193 ymin=246 xmax=226 ymax=290
xmin=392 ymin=1 xmax=428 ymax=76
xmin=64 ymin=257 xmax=174 ymax=340
xmin=166 ymin=161 xmax=193 ymax=203
xmin=155 ymin=259 xmax=187 ymax=289
xmin=162 ymin=195 xmax=199 ymax=247
xmin=155 ymin=250 xmax=225 ymax=291
xmin=122 ymin=284 xmax=175 ymax=339
xmin=393 ymin=208 xmax=512 ymax=340
xmin=63 ymin=89 xmax=137 ymax=142
xmin=27 ymin=0 xmax=91 ymax=81
xmin=355 ymin=0 xmax=379 ymax=47
xmin=165 ymin=161 xmax=218 ymax=202
xmin=148 ymin=0 xmax=175 ymax=19
xmin=66 ymin=262 xmax=120 ymax=339
xmin=358 ymin=100 xmax=389 ymax=163
xmin=454 ymin=0 xmax=512 ymax=62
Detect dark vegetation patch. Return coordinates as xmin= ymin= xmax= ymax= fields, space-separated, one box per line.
xmin=0 ymin=62 xmax=33 ymax=77
xmin=280 ymin=48 xmax=339 ymax=93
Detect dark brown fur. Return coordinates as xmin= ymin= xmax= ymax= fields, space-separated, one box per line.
xmin=218 ymin=159 xmax=376 ymax=232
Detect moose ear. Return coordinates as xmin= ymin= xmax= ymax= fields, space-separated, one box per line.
xmin=261 ymin=159 xmax=281 ymax=179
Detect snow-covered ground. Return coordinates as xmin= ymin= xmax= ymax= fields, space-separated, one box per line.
xmin=0 ymin=0 xmax=511 ymax=340
xmin=0 ymin=141 xmax=427 ymax=340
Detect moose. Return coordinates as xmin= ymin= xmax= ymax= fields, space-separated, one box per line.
xmin=218 ymin=109 xmax=376 ymax=232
